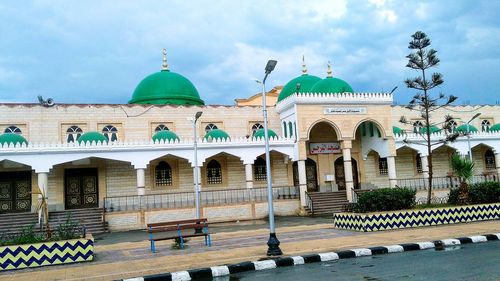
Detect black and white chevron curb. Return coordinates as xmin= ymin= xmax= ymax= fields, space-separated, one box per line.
xmin=121 ymin=233 xmax=500 ymax=281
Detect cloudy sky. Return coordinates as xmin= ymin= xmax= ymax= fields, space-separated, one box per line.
xmin=0 ymin=0 xmax=499 ymax=105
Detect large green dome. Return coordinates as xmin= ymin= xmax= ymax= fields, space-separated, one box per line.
xmin=78 ymin=132 xmax=108 ymax=144
xmin=204 ymin=129 xmax=230 ymax=141
xmin=0 ymin=133 xmax=28 ymax=146
xmin=253 ymin=128 xmax=278 ymax=139
xmin=278 ymin=74 xmax=321 ymax=102
xmin=152 ymin=130 xmax=180 ymax=142
xmin=456 ymin=124 xmax=478 ymax=133
xmin=489 ymin=123 xmax=500 ymax=132
xmin=129 ymin=70 xmax=204 ymax=105
xmin=310 ymin=76 xmax=353 ymax=94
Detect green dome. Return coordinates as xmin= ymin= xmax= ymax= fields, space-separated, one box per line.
xmin=310 ymin=77 xmax=353 ymax=94
xmin=152 ymin=130 xmax=180 ymax=142
xmin=129 ymin=70 xmax=204 ymax=105
xmin=419 ymin=126 xmax=441 ymax=134
xmin=0 ymin=133 xmax=28 ymax=146
xmin=77 ymin=132 xmax=108 ymax=144
xmin=278 ymin=74 xmax=321 ymax=102
xmin=456 ymin=124 xmax=478 ymax=133
xmin=393 ymin=126 xmax=405 ymax=135
xmin=489 ymin=123 xmax=500 ymax=132
xmin=253 ymin=128 xmax=278 ymax=139
xmin=204 ymin=129 xmax=230 ymax=141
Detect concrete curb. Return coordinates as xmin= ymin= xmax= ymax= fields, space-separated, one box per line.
xmin=121 ymin=233 xmax=500 ymax=281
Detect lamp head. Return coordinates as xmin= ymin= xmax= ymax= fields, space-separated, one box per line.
xmin=472 ymin=113 xmax=481 ymax=120
xmin=265 ymin=60 xmax=277 ymax=74
xmin=195 ymin=111 xmax=203 ymax=120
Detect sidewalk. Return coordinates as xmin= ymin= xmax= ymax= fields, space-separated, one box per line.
xmin=0 ymin=217 xmax=498 ymax=281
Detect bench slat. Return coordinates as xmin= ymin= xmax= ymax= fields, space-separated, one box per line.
xmin=147 ymin=218 xmax=208 ymax=228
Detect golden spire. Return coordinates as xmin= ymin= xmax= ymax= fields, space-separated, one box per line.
xmin=161 ymin=48 xmax=169 ymax=71
xmin=301 ymin=55 xmax=307 ymax=74
xmin=327 ymin=61 xmax=333 ymax=77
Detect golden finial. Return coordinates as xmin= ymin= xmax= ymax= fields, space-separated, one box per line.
xmin=327 ymin=61 xmax=333 ymax=77
xmin=301 ymin=55 xmax=307 ymax=74
xmin=161 ymin=48 xmax=169 ymax=71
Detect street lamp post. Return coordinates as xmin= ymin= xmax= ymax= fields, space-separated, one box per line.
xmin=256 ymin=60 xmax=282 ymax=256
xmin=193 ymin=111 xmax=203 ymax=219
xmin=465 ymin=113 xmax=481 ymax=161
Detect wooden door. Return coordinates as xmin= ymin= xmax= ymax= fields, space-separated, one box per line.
xmin=64 ymin=168 xmax=99 ymax=209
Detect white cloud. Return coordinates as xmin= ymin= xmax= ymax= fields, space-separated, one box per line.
xmin=377 ymin=9 xmax=398 ymax=23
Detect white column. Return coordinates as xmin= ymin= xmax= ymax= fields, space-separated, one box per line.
xmin=387 ymin=156 xmax=397 ymax=188
xmin=495 ymin=153 xmax=500 ymax=176
xmin=136 ymin=168 xmax=145 ymax=196
xmin=37 ymin=172 xmax=48 ymax=198
xmin=245 ymin=164 xmax=253 ymax=189
xmin=298 ymin=160 xmax=307 ymax=206
xmin=342 ymin=145 xmax=354 ymax=202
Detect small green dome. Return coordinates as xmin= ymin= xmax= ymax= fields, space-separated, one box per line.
xmin=419 ymin=126 xmax=441 ymax=134
xmin=393 ymin=126 xmax=405 ymax=135
xmin=0 ymin=133 xmax=28 ymax=145
xmin=456 ymin=124 xmax=478 ymax=133
xmin=489 ymin=123 xmax=500 ymax=132
xmin=310 ymin=76 xmax=353 ymax=94
xmin=253 ymin=128 xmax=278 ymax=139
xmin=77 ymin=132 xmax=108 ymax=144
xmin=278 ymin=74 xmax=322 ymax=102
xmin=152 ymin=130 xmax=180 ymax=142
xmin=204 ymin=129 xmax=230 ymax=141
xmin=129 ymin=70 xmax=204 ymax=105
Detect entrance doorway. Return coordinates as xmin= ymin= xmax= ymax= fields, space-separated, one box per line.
xmin=334 ymin=157 xmax=359 ymax=190
xmin=293 ymin=158 xmax=318 ymax=192
xmin=64 ymin=168 xmax=99 ymax=210
xmin=0 ymin=171 xmax=32 ymax=214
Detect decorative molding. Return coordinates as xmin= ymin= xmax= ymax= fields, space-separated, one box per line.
xmin=276 ymin=92 xmax=393 ymax=113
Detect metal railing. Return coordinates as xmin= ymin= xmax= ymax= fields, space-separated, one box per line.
xmin=104 ymin=185 xmax=299 ymax=212
xmin=305 ymin=192 xmax=314 ymax=214
xmin=396 ymin=173 xmax=498 ymax=190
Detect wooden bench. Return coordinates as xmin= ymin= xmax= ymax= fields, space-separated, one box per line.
xmin=147 ymin=218 xmax=211 ymax=253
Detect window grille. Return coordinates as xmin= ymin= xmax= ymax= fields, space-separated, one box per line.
xmin=205 ymin=123 xmax=218 ymax=133
xmin=481 ymin=120 xmax=491 ymax=132
xmin=253 ymin=157 xmax=267 ymax=181
xmin=207 ymin=160 xmax=222 ymax=184
xmin=485 ymin=150 xmax=496 ymax=170
xmin=155 ymin=124 xmax=169 ymax=132
xmin=378 ymin=157 xmax=388 ymax=175
xmin=413 ymin=121 xmax=423 ymax=133
xmin=102 ymin=125 xmax=118 ymax=141
xmin=4 ymin=125 xmax=21 ymax=134
xmin=251 ymin=123 xmax=264 ymax=134
xmin=155 ymin=161 xmax=173 ymax=186
xmin=416 ymin=154 xmax=423 ymax=174
xmin=66 ymin=125 xmax=83 ymax=143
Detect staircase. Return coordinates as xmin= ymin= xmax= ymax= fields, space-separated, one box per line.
xmin=49 ymin=208 xmax=108 ymax=235
xmin=304 ymin=191 xmax=349 ymax=215
xmin=0 ymin=212 xmax=38 ymax=236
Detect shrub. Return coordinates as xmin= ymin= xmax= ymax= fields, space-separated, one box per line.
xmin=448 ymin=181 xmax=500 ymax=205
xmin=353 ymin=188 xmax=416 ymax=213
xmin=55 ymin=214 xmax=82 ymax=240
xmin=0 ymin=224 xmax=46 ymax=246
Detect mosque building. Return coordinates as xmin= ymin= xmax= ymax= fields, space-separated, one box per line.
xmin=1 ymin=51 xmax=499 ymax=231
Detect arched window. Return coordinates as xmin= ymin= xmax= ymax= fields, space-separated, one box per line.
xmin=254 ymin=157 xmax=267 ymax=181
xmin=251 ymin=123 xmax=264 ymax=134
xmin=288 ymin=121 xmax=293 ymax=137
xmin=205 ymin=123 xmax=218 ymax=133
xmin=481 ymin=120 xmax=491 ymax=132
xmin=447 ymin=120 xmax=457 ymax=133
xmin=66 ymin=125 xmax=83 ymax=143
xmin=4 ymin=126 xmax=21 ymax=134
xmin=155 ymin=124 xmax=169 ymax=132
xmin=206 ymin=159 xmax=222 ymax=184
xmin=155 ymin=161 xmax=172 ymax=186
xmin=413 ymin=121 xmax=423 ymax=133
xmin=378 ymin=157 xmax=388 ymax=175
xmin=283 ymin=121 xmax=287 ymax=138
xmin=102 ymin=125 xmax=118 ymax=141
xmin=416 ymin=154 xmax=423 ymax=174
xmin=485 ymin=150 xmax=496 ymax=170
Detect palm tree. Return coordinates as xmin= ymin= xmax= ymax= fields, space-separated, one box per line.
xmin=451 ymin=153 xmax=474 ymax=204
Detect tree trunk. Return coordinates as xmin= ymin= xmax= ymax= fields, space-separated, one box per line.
xmin=457 ymin=180 xmax=469 ymax=205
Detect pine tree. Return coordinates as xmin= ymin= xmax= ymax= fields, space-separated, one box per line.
xmin=400 ymin=31 xmax=458 ymax=204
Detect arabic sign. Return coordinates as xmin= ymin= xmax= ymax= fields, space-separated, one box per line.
xmin=324 ymin=107 xmax=367 ymax=114
xmin=309 ymin=142 xmax=341 ymax=154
